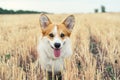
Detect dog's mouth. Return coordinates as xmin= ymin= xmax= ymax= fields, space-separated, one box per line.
xmin=54 ymin=49 xmax=60 ymax=57
xmin=51 ymin=46 xmax=61 ymax=57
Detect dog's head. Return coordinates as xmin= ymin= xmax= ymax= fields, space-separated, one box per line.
xmin=39 ymin=14 xmax=75 ymax=58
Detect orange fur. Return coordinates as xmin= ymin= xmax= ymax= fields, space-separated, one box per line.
xmin=41 ymin=23 xmax=71 ymax=40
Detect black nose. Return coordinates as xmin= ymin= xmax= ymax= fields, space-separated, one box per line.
xmin=54 ymin=43 xmax=61 ymax=49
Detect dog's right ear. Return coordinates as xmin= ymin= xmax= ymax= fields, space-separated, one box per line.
xmin=62 ymin=15 xmax=75 ymax=32
xmin=39 ymin=14 xmax=51 ymax=29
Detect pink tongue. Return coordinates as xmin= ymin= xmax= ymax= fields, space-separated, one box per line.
xmin=54 ymin=49 xmax=60 ymax=57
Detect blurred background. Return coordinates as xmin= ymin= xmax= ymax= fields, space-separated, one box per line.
xmin=0 ymin=0 xmax=120 ymax=14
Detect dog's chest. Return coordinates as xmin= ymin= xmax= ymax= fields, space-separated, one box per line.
xmin=44 ymin=58 xmax=64 ymax=72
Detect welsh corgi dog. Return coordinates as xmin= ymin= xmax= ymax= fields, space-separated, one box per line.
xmin=37 ymin=14 xmax=75 ymax=79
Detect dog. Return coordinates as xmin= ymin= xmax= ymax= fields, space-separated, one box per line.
xmin=37 ymin=14 xmax=75 ymax=80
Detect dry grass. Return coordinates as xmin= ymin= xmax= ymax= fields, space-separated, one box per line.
xmin=0 ymin=13 xmax=120 ymax=80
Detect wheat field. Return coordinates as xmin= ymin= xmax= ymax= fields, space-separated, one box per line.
xmin=0 ymin=13 xmax=120 ymax=80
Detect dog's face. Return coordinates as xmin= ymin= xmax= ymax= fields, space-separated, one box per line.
xmin=39 ymin=14 xmax=75 ymax=58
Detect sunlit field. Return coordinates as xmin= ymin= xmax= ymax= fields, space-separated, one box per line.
xmin=0 ymin=13 xmax=120 ymax=80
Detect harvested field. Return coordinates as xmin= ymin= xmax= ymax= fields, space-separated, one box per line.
xmin=0 ymin=13 xmax=120 ymax=80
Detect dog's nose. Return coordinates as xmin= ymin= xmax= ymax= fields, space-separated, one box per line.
xmin=54 ymin=43 xmax=61 ymax=49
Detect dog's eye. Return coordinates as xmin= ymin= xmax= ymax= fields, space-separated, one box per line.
xmin=49 ymin=33 xmax=54 ymax=37
xmin=60 ymin=33 xmax=65 ymax=38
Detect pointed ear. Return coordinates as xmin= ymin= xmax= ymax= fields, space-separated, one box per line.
xmin=62 ymin=15 xmax=75 ymax=31
xmin=39 ymin=14 xmax=51 ymax=29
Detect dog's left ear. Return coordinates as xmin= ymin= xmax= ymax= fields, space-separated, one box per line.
xmin=62 ymin=15 xmax=75 ymax=31
xmin=39 ymin=14 xmax=51 ymax=29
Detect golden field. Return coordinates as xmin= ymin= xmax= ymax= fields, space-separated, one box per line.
xmin=0 ymin=13 xmax=120 ymax=80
